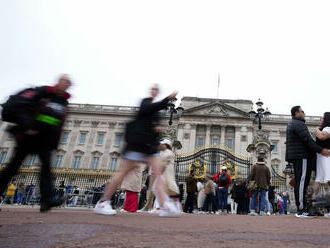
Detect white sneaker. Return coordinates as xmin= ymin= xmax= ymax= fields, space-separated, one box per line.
xmin=159 ymin=201 xmax=181 ymax=217
xmin=324 ymin=213 xmax=330 ymax=218
xmin=94 ymin=201 xmax=117 ymax=215
xmin=295 ymin=212 xmax=316 ymax=218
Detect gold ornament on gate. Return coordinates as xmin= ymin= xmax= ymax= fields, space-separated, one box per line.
xmin=189 ymin=161 xmax=207 ymax=179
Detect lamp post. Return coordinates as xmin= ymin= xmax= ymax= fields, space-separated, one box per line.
xmin=168 ymin=98 xmax=184 ymax=126
xmin=248 ymin=98 xmax=271 ymax=130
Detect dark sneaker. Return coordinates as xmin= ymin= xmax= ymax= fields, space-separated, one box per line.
xmin=40 ymin=198 xmax=65 ymax=212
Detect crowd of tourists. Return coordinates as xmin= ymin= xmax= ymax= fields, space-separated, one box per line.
xmin=0 ymin=75 xmax=329 ymax=219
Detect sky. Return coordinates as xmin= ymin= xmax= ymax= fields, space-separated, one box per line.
xmin=1 ymin=0 xmax=330 ymax=116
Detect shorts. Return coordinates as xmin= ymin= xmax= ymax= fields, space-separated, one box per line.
xmin=122 ymin=151 xmax=160 ymax=163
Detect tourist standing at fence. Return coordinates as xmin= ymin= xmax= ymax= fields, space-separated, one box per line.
xmin=0 ymin=74 xmax=72 ymax=211
xmin=286 ymin=106 xmax=329 ymax=218
xmin=197 ymin=179 xmax=206 ymax=212
xmin=139 ymin=173 xmax=155 ymax=212
xmin=159 ymin=139 xmax=182 ymax=211
xmin=213 ymin=166 xmax=232 ymax=213
xmin=202 ymin=175 xmax=217 ymax=213
xmin=94 ymin=85 xmax=180 ymax=217
xmin=121 ymin=164 xmax=144 ymax=213
xmin=5 ymin=182 xmax=16 ymax=204
xmin=315 ymin=112 xmax=330 ymax=185
xmin=249 ymin=157 xmax=271 ymax=216
xmin=184 ymin=171 xmax=197 ymax=213
xmin=16 ymin=182 xmax=25 ymax=205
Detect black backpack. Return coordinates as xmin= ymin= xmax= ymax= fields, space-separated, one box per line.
xmin=1 ymin=88 xmax=38 ymax=123
xmin=218 ymin=173 xmax=229 ymax=186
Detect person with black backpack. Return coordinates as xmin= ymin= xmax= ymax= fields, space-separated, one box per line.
xmin=0 ymin=74 xmax=71 ymax=212
xmin=213 ymin=166 xmax=232 ymax=213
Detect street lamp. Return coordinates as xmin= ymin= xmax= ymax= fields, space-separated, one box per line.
xmin=248 ymin=98 xmax=271 ymax=130
xmin=168 ymin=98 xmax=184 ymax=126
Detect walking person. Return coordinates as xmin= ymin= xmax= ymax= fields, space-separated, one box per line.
xmin=0 ymin=74 xmax=71 ymax=211
xmin=286 ymin=106 xmax=329 ymax=218
xmin=93 ymin=85 xmax=180 ymax=217
xmin=249 ymin=157 xmax=271 ymax=216
xmin=184 ymin=170 xmax=197 ymax=213
xmin=213 ymin=166 xmax=232 ymax=213
xmin=160 ymin=139 xmax=182 ymax=211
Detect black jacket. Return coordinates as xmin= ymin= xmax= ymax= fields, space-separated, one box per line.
xmin=186 ymin=175 xmax=197 ymax=194
xmin=316 ymin=127 xmax=330 ymax=149
xmin=285 ymin=117 xmax=322 ymax=161
xmin=124 ymin=97 xmax=170 ymax=155
xmin=10 ymin=86 xmax=70 ymax=151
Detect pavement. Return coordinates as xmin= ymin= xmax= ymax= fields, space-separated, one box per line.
xmin=0 ymin=207 xmax=330 ymax=248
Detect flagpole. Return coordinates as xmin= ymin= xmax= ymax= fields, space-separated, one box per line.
xmin=217 ymin=73 xmax=220 ymax=99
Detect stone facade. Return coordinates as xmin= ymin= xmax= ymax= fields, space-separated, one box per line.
xmin=0 ymin=97 xmax=322 ymax=176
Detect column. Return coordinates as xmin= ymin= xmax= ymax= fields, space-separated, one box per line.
xmin=234 ymin=126 xmax=241 ymax=153
xmin=189 ymin=124 xmax=197 ymax=152
xmin=205 ymin=125 xmax=211 ymax=146
xmin=220 ymin=126 xmax=226 ymax=146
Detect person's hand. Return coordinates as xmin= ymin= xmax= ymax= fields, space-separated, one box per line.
xmin=154 ymin=126 xmax=166 ymax=133
xmin=24 ymin=130 xmax=38 ymax=135
xmin=320 ymin=149 xmax=330 ymax=157
xmin=168 ymin=91 xmax=178 ymax=100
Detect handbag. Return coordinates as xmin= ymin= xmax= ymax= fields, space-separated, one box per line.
xmin=247 ymin=180 xmax=257 ymax=191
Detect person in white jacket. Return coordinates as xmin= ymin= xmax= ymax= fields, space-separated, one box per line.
xmin=197 ymin=180 xmax=206 ymax=213
xmin=159 ymin=139 xmax=182 ymax=212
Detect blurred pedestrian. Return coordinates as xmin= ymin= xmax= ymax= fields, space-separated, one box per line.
xmin=94 ymin=85 xmax=180 ymax=217
xmin=0 ymin=74 xmax=71 ymax=211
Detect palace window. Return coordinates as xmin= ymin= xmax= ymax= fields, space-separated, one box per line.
xmin=115 ymin=134 xmax=122 ymax=147
xmin=272 ymin=141 xmax=278 ymax=153
xmin=196 ymin=137 xmax=204 ymax=148
xmin=54 ymin=155 xmax=63 ymax=168
xmin=92 ymin=157 xmax=99 ymax=170
xmin=27 ymin=154 xmax=37 ymax=166
xmin=110 ymin=158 xmax=118 ymax=171
xmin=0 ymin=151 xmax=7 ymax=164
xmin=226 ymin=139 xmax=233 ymax=149
xmin=79 ymin=132 xmax=87 ymax=144
xmin=61 ymin=131 xmax=70 ymax=143
xmin=211 ymin=138 xmax=219 ymax=145
xmin=73 ymin=156 xmax=81 ymax=169
xmin=97 ymin=133 xmax=105 ymax=145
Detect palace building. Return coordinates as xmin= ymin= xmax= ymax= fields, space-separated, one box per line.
xmin=0 ymin=97 xmax=321 ymax=191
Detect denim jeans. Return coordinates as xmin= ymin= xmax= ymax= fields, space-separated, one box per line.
xmin=265 ymin=191 xmax=272 ymax=212
xmin=202 ymin=193 xmax=217 ymax=212
xmin=251 ymin=190 xmax=267 ymax=212
xmin=16 ymin=193 xmax=24 ymax=204
xmin=218 ymin=188 xmax=228 ymax=210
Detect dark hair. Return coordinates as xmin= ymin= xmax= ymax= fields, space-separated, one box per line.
xmin=291 ymin=106 xmax=301 ymax=117
xmin=257 ymin=157 xmax=264 ymax=162
xmin=321 ymin=112 xmax=330 ymax=129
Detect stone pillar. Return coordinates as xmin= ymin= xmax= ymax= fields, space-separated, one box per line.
xmin=234 ymin=126 xmax=241 ymax=153
xmin=189 ymin=124 xmax=197 ymax=152
xmin=220 ymin=126 xmax=226 ymax=146
xmin=205 ymin=125 xmax=211 ymax=146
